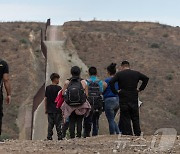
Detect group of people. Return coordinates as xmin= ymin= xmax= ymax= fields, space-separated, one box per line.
xmin=0 ymin=58 xmax=149 ymax=142
xmin=44 ymin=60 xmax=149 ymax=140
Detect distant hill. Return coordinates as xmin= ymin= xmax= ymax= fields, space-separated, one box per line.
xmin=1 ymin=21 xmax=180 ymax=139
xmin=63 ymin=21 xmax=180 ymax=134
xmin=0 ymin=22 xmax=45 ymax=139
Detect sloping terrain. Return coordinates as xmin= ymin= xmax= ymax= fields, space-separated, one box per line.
xmin=1 ymin=21 xmax=180 ymax=141
xmin=0 ymin=135 xmax=179 ymax=153
xmin=32 ymin=25 xmax=88 ymax=140
xmin=63 ymin=21 xmax=180 ymax=135
xmin=0 ymin=22 xmax=45 ymax=139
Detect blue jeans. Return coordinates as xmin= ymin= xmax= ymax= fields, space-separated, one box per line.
xmin=105 ymin=97 xmax=120 ymax=135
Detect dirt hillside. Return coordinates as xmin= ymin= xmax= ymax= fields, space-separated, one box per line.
xmin=63 ymin=21 xmax=180 ymax=135
xmin=1 ymin=21 xmax=180 ymax=140
xmin=0 ymin=22 xmax=45 ymax=139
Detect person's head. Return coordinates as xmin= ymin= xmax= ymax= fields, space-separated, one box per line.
xmin=71 ymin=66 xmax=81 ymax=77
xmin=50 ymin=73 xmax=60 ymax=84
xmin=88 ymin=66 xmax=97 ymax=76
xmin=120 ymin=60 xmax=130 ymax=70
xmin=107 ymin=63 xmax=117 ymax=76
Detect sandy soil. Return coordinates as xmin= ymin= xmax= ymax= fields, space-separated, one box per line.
xmin=0 ymin=135 xmax=179 ymax=154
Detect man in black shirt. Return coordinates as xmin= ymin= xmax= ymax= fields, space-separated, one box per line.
xmin=44 ymin=73 xmax=62 ymax=140
xmin=0 ymin=59 xmax=11 ymax=140
xmin=110 ymin=61 xmax=149 ymax=136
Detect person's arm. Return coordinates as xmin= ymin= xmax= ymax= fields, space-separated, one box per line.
xmin=138 ymin=72 xmax=149 ymax=92
xmin=44 ymin=87 xmax=48 ymax=114
xmin=62 ymin=80 xmax=69 ymax=95
xmin=82 ymin=80 xmax=88 ymax=96
xmin=110 ymin=73 xmax=119 ymax=94
xmin=3 ymin=73 xmax=11 ymax=104
xmin=44 ymin=97 xmax=47 ymax=114
xmin=103 ymin=81 xmax=107 ymax=91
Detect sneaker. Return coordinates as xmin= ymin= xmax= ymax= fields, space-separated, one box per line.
xmin=0 ymin=138 xmax=5 ymax=143
xmin=58 ymin=135 xmax=63 ymax=141
xmin=47 ymin=137 xmax=53 ymax=140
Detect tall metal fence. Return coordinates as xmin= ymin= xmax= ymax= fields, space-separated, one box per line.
xmin=31 ymin=19 xmax=51 ymax=139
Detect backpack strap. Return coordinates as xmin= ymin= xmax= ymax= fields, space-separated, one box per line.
xmin=86 ymin=79 xmax=91 ymax=84
xmin=86 ymin=79 xmax=100 ymax=83
xmin=78 ymin=78 xmax=85 ymax=90
xmin=94 ymin=80 xmax=101 ymax=84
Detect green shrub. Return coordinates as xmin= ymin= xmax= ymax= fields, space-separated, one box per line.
xmin=1 ymin=38 xmax=8 ymax=43
xmin=68 ymin=53 xmax=72 ymax=57
xmin=1 ymin=133 xmax=11 ymax=140
xmin=162 ymin=25 xmax=168 ymax=28
xmin=163 ymin=33 xmax=169 ymax=37
xmin=20 ymin=38 xmax=28 ymax=44
xmin=35 ymin=49 xmax=41 ymax=53
xmin=165 ymin=74 xmax=173 ymax=80
xmin=151 ymin=43 xmax=160 ymax=48
xmin=129 ymin=31 xmax=135 ymax=35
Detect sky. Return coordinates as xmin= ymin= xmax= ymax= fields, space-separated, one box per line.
xmin=0 ymin=0 xmax=180 ymax=26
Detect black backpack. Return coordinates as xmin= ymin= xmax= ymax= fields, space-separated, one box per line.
xmin=64 ymin=77 xmax=86 ymax=107
xmin=87 ymin=79 xmax=103 ymax=111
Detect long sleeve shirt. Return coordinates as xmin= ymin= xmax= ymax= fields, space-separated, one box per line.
xmin=0 ymin=59 xmax=9 ymax=94
xmin=110 ymin=69 xmax=149 ymax=101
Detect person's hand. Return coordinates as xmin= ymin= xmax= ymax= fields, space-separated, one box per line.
xmin=102 ymin=108 xmax=105 ymax=112
xmin=63 ymin=117 xmax=66 ymax=124
xmin=118 ymin=90 xmax=121 ymax=93
xmin=6 ymin=95 xmax=11 ymax=104
xmin=137 ymin=89 xmax=140 ymax=93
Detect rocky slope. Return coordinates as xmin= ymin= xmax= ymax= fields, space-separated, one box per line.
xmin=1 ymin=21 xmax=180 ymax=139
xmin=63 ymin=21 xmax=180 ymax=135
xmin=0 ymin=22 xmax=45 ymax=139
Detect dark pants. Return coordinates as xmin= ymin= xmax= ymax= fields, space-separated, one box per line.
xmin=47 ymin=113 xmax=62 ymax=140
xmin=0 ymin=94 xmax=3 ymax=136
xmin=69 ymin=111 xmax=84 ymax=139
xmin=119 ymin=102 xmax=141 ymax=136
xmin=62 ymin=120 xmax=69 ymax=138
xmin=84 ymin=111 xmax=101 ymax=137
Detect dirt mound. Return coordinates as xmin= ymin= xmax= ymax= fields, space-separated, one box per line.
xmin=63 ymin=21 xmax=180 ymax=135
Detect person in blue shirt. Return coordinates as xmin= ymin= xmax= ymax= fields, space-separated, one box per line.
xmin=84 ymin=67 xmax=107 ymax=137
xmin=103 ymin=63 xmax=120 ymax=135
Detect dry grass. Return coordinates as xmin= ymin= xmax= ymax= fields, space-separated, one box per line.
xmin=0 ymin=22 xmax=45 ymax=139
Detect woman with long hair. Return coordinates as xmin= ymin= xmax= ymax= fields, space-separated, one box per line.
xmin=103 ymin=63 xmax=120 ymax=135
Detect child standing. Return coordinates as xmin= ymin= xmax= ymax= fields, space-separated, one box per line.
xmin=44 ymin=73 xmax=62 ymax=140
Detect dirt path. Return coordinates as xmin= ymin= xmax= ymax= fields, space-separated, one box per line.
xmin=32 ymin=26 xmax=89 ymax=140
xmin=32 ymin=40 xmax=71 ymax=140
xmin=0 ymin=135 xmax=179 ymax=154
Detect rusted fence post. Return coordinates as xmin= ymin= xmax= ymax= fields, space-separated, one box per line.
xmin=31 ymin=19 xmax=51 ymax=139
